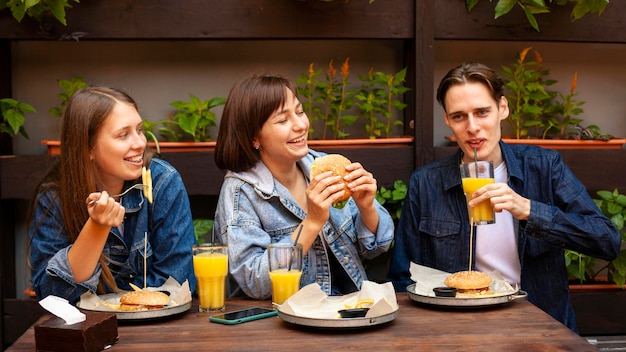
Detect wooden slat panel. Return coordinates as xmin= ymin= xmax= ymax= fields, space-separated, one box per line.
xmin=0 ymin=0 xmax=414 ymax=40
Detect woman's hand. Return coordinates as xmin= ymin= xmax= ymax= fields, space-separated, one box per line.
xmin=306 ymin=171 xmax=346 ymax=226
xmin=344 ymin=162 xmax=377 ymax=210
xmin=86 ymin=191 xmax=125 ymax=227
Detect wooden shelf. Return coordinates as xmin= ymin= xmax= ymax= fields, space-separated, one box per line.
xmin=0 ymin=0 xmax=414 ymax=40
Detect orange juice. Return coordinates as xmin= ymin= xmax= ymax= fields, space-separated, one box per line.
xmin=269 ymin=269 xmax=302 ymax=305
xmin=193 ymin=251 xmax=228 ymax=312
xmin=462 ymin=177 xmax=495 ymax=224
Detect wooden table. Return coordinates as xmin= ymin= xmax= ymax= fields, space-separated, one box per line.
xmin=6 ymin=293 xmax=595 ymax=351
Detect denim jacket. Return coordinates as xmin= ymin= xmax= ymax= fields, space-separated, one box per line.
xmin=388 ymin=141 xmax=620 ymax=332
xmin=215 ymin=149 xmax=394 ymax=299
xmin=29 ymin=158 xmax=197 ymax=304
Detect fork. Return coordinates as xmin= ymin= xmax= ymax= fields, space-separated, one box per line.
xmin=87 ymin=184 xmax=149 ymax=206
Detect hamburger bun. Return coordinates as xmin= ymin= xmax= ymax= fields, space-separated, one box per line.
xmin=119 ymin=290 xmax=170 ymax=311
xmin=444 ymin=270 xmax=492 ymax=297
xmin=310 ymin=154 xmax=353 ymax=203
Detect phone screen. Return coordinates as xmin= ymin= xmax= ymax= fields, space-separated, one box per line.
xmin=216 ymin=307 xmax=274 ymax=320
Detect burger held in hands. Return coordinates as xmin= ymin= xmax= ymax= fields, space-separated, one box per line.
xmin=310 ymin=154 xmax=353 ymax=209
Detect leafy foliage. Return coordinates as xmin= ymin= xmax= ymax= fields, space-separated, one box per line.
xmin=296 ymin=58 xmax=410 ymax=140
xmin=375 ymin=179 xmax=407 ymax=224
xmin=1 ymin=0 xmax=80 ymax=26
xmin=48 ymin=75 xmax=88 ymax=117
xmin=157 ymin=94 xmax=226 ymax=142
xmin=0 ymin=98 xmax=34 ymax=138
xmin=501 ymin=47 xmax=609 ymax=140
xmin=194 ymin=218 xmax=215 ymax=245
xmin=466 ymin=0 xmax=609 ymax=32
xmin=565 ymin=189 xmax=626 ymax=287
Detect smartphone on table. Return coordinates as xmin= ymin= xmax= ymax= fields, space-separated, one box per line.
xmin=209 ymin=307 xmax=277 ymax=325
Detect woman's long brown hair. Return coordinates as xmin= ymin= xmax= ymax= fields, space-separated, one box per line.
xmin=28 ymin=86 xmax=152 ymax=294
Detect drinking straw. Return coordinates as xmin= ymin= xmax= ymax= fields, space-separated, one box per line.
xmin=473 ymin=147 xmax=478 ymax=173
xmin=469 ymin=219 xmax=474 ymax=271
xmin=144 ymin=231 xmax=147 ymax=289
xmin=288 ymin=224 xmax=304 ymax=271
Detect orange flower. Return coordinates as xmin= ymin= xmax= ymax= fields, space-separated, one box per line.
xmin=308 ymin=63 xmax=315 ymax=81
xmin=519 ymin=47 xmax=532 ymax=62
xmin=328 ymin=59 xmax=336 ymax=78
xmin=341 ymin=57 xmax=350 ymax=80
xmin=534 ymin=50 xmax=543 ymax=66
xmin=570 ymin=71 xmax=578 ymax=94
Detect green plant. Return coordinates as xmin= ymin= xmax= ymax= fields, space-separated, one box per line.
xmin=501 ymin=47 xmax=558 ymax=139
xmin=296 ymin=58 xmax=409 ymax=140
xmin=501 ymin=47 xmax=608 ymax=140
xmin=375 ymin=179 xmax=407 ymax=224
xmin=466 ymin=0 xmax=609 ymax=32
xmin=565 ymin=189 xmax=626 ymax=287
xmin=549 ymin=72 xmax=584 ymax=139
xmin=1 ymin=0 xmax=80 ymax=25
xmin=0 ymin=98 xmax=34 ymax=138
xmin=356 ymin=67 xmax=409 ymax=138
xmin=49 ymin=75 xmax=88 ymax=117
xmin=157 ymin=94 xmax=226 ymax=142
xmin=193 ymin=218 xmax=214 ymax=245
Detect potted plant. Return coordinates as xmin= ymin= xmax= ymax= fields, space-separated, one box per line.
xmin=143 ymin=94 xmax=226 ymax=154
xmin=41 ymin=76 xmax=227 ymax=154
xmin=500 ymin=47 xmax=625 ymax=149
xmin=41 ymin=75 xmax=89 ymax=155
xmin=295 ymin=57 xmax=413 ymax=148
xmin=447 ymin=47 xmax=625 ymax=150
xmin=566 ymin=188 xmax=626 ymax=335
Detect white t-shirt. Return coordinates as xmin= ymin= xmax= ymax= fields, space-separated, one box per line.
xmin=475 ymin=162 xmax=521 ymax=285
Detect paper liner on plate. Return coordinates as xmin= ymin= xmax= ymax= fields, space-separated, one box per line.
xmin=279 ymin=280 xmax=398 ymax=319
xmin=409 ymin=263 xmax=518 ymax=298
xmin=78 ymin=276 xmax=192 ymax=311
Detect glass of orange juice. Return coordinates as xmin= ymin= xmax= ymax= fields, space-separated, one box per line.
xmin=460 ymin=161 xmax=495 ymax=225
xmin=268 ymin=243 xmax=303 ymax=305
xmin=192 ymin=243 xmax=228 ymax=312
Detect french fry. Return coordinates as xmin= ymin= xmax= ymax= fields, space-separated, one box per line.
xmin=343 ymin=298 xmax=374 ymax=309
xmin=141 ymin=166 xmax=153 ymax=203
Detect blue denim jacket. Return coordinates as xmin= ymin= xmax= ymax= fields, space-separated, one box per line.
xmin=388 ymin=141 xmax=620 ymax=332
xmin=29 ymin=158 xmax=197 ymax=304
xmin=214 ymin=149 xmax=394 ymax=299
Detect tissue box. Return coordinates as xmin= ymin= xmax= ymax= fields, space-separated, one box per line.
xmin=34 ymin=311 xmax=118 ymax=352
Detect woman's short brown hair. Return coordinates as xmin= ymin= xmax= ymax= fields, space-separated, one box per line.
xmin=214 ymin=74 xmax=298 ymax=172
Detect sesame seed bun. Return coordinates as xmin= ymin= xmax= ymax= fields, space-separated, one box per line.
xmin=310 ymin=154 xmax=352 ymax=202
xmin=119 ymin=290 xmax=170 ymax=311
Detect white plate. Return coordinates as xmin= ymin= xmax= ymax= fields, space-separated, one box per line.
xmin=407 ymin=283 xmax=527 ymax=308
xmin=76 ymin=292 xmax=192 ymax=320
xmin=277 ymin=306 xmax=398 ymax=328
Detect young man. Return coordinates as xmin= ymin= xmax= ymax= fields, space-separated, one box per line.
xmin=387 ymin=62 xmax=620 ymax=332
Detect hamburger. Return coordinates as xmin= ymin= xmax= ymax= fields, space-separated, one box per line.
xmin=119 ymin=290 xmax=170 ymax=311
xmin=310 ymin=154 xmax=352 ymax=209
xmin=444 ymin=270 xmax=493 ymax=297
